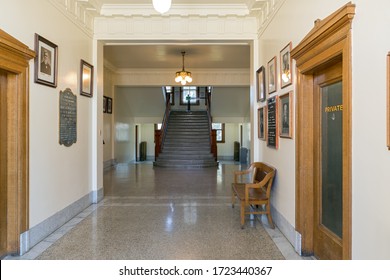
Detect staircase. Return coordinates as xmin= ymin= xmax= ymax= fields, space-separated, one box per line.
xmin=154 ymin=110 xmax=218 ymax=168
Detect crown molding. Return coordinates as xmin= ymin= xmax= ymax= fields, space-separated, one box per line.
xmin=100 ymin=4 xmax=250 ymax=17
xmin=48 ymin=0 xmax=99 ymax=37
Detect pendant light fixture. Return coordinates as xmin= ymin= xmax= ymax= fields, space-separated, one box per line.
xmin=175 ymin=51 xmax=192 ymax=85
xmin=153 ymin=0 xmax=171 ymax=14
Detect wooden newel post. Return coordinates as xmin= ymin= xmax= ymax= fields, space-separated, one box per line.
xmin=211 ymin=129 xmax=217 ymax=160
xmin=154 ymin=129 xmax=161 ymax=160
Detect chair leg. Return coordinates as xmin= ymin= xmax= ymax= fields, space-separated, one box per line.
xmin=240 ymin=202 xmax=245 ymax=229
xmin=231 ymin=190 xmax=236 ymax=208
xmin=266 ymin=203 xmax=275 ymax=229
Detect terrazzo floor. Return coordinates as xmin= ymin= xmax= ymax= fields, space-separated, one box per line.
xmin=6 ymin=161 xmax=309 ymax=260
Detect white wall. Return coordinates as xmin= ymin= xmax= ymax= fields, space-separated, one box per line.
xmin=103 ymin=66 xmax=114 ymax=162
xmin=257 ymin=0 xmax=390 ymax=259
xmin=351 ymin=0 xmax=390 ymax=259
xmin=0 ymin=0 xmax=94 ymax=227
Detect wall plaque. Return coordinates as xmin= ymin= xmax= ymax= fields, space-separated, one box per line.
xmin=59 ymin=88 xmax=77 ymax=147
xmin=267 ymin=96 xmax=278 ymax=149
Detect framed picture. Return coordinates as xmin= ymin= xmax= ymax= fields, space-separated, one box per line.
xmin=387 ymin=52 xmax=390 ymax=149
xmin=267 ymin=56 xmax=277 ymax=94
xmin=279 ymin=91 xmax=293 ymax=138
xmin=280 ymin=42 xmax=292 ymax=88
xmin=34 ymin=33 xmax=58 ymax=88
xmin=106 ymin=97 xmax=113 ymax=114
xmin=80 ymin=59 xmax=94 ymax=97
xmin=258 ymin=107 xmax=266 ymax=140
xmin=103 ymin=96 xmax=107 ymax=113
xmin=256 ymin=66 xmax=266 ymax=102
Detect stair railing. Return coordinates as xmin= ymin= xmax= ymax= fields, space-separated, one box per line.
xmin=155 ymin=93 xmax=171 ymax=160
xmin=206 ymin=91 xmax=217 ymax=160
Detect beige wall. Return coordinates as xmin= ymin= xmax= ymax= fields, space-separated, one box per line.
xmin=0 ymin=0 xmax=94 ymax=227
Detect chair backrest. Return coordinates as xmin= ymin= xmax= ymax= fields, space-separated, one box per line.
xmin=251 ymin=162 xmax=276 ymax=198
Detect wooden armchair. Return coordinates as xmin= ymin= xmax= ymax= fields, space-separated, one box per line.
xmin=231 ymin=162 xmax=276 ymax=229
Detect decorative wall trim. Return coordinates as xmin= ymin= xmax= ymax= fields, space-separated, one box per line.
xmin=101 ymin=4 xmax=250 ymax=17
xmin=113 ymin=68 xmax=250 ymax=86
xmin=94 ymin=16 xmax=257 ymax=40
xmin=271 ymin=205 xmax=301 ymax=255
xmin=104 ymin=159 xmax=117 ymax=169
xmin=20 ymin=190 xmax=96 ymax=255
xmin=255 ymin=0 xmax=287 ymax=37
xmin=48 ymin=0 xmax=98 ymax=37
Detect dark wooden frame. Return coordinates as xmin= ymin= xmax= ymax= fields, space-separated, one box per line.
xmin=212 ymin=123 xmax=225 ymax=143
xmin=106 ymin=97 xmax=113 ymax=114
xmin=279 ymin=91 xmax=293 ymax=138
xmin=34 ymin=33 xmax=58 ymax=88
xmin=80 ymin=59 xmax=94 ymax=97
xmin=280 ymin=42 xmax=293 ymax=88
xmin=267 ymin=56 xmax=277 ymax=94
xmin=258 ymin=107 xmax=266 ymax=140
xmin=256 ymin=66 xmax=266 ymax=102
xmin=103 ymin=96 xmax=107 ymax=113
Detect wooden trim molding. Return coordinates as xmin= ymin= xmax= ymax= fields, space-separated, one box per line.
xmin=387 ymin=52 xmax=390 ymax=150
xmin=0 ymin=29 xmax=35 ymax=256
xmin=290 ymin=2 xmax=355 ymax=259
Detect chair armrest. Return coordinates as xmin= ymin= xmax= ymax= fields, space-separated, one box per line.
xmin=234 ymin=166 xmax=254 ymax=183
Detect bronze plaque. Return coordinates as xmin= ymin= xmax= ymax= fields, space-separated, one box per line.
xmin=59 ymin=88 xmax=77 ymax=147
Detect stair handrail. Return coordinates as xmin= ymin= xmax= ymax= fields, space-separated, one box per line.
xmin=155 ymin=93 xmax=171 ymax=160
xmin=206 ymin=91 xmax=217 ymax=160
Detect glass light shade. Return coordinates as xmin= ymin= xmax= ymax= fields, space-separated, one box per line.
xmin=153 ymin=0 xmax=171 ymax=14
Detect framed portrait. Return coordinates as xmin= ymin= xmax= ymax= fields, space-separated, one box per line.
xmin=80 ymin=59 xmax=94 ymax=97
xmin=256 ymin=66 xmax=266 ymax=102
xmin=267 ymin=56 xmax=277 ymax=94
xmin=106 ymin=97 xmax=113 ymax=114
xmin=34 ymin=33 xmax=58 ymax=88
xmin=279 ymin=91 xmax=293 ymax=138
xmin=387 ymin=52 xmax=390 ymax=149
xmin=103 ymin=96 xmax=107 ymax=113
xmin=258 ymin=107 xmax=266 ymax=140
xmin=280 ymin=42 xmax=292 ymax=88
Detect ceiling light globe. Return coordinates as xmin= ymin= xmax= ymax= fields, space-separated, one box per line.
xmin=153 ymin=0 xmax=171 ymax=14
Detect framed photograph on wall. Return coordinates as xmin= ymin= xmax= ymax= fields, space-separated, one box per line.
xmin=80 ymin=59 xmax=94 ymax=97
xmin=279 ymin=91 xmax=293 ymax=138
xmin=258 ymin=107 xmax=266 ymax=140
xmin=387 ymin=52 xmax=390 ymax=149
xmin=106 ymin=97 xmax=113 ymax=114
xmin=280 ymin=42 xmax=292 ymax=88
xmin=34 ymin=33 xmax=58 ymax=88
xmin=256 ymin=66 xmax=266 ymax=102
xmin=103 ymin=96 xmax=107 ymax=113
xmin=267 ymin=56 xmax=277 ymax=94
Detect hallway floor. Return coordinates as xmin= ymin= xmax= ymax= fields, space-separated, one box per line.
xmin=7 ymin=161 xmax=308 ymax=260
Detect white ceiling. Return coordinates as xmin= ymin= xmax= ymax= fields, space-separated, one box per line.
xmin=104 ymin=42 xmax=250 ymax=69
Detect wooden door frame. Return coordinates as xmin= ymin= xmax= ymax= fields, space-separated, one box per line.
xmin=0 ymin=29 xmax=35 ymax=256
xmin=290 ymin=3 xmax=355 ymax=259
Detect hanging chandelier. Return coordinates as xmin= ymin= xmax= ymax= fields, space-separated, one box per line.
xmin=175 ymin=51 xmax=192 ymax=85
xmin=152 ymin=0 xmax=171 ymax=14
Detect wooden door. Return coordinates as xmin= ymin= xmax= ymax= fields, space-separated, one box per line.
xmin=0 ymin=29 xmax=35 ymax=257
xmin=313 ymin=62 xmax=343 ymax=259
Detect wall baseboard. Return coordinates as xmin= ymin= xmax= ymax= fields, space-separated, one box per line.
xmin=103 ymin=159 xmax=117 ymax=169
xmin=19 ymin=189 xmax=102 ymax=256
xmin=217 ymin=155 xmax=234 ymax=161
xmin=271 ymin=205 xmax=301 ymax=255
